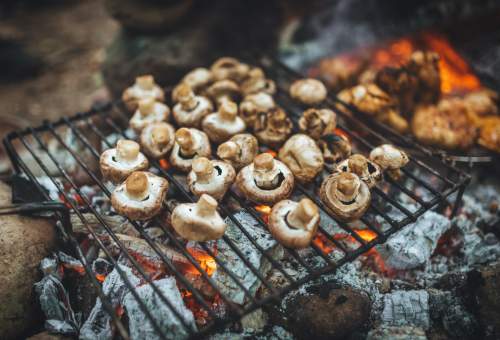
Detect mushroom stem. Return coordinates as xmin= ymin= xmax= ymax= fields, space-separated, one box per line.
xmin=136 ymin=75 xmax=154 ymax=90
xmin=192 ymin=157 xmax=214 ymax=183
xmin=348 ymin=154 xmax=368 ymax=175
xmin=219 ymin=101 xmax=238 ymax=121
xmin=177 ymin=83 xmax=198 ymax=111
xmin=254 ymin=153 xmax=275 ymax=172
xmin=197 ymin=194 xmax=218 ymax=216
xmin=138 ymin=98 xmax=155 ymax=116
xmin=125 ymin=171 xmax=149 ymax=200
xmin=253 ymin=153 xmax=280 ymax=190
xmin=335 ymin=172 xmax=360 ymax=202
xmin=286 ymin=198 xmax=318 ymax=230
xmin=116 ymin=140 xmax=140 ymax=162
xmin=151 ymin=125 xmax=170 ymax=148
xmin=175 ymin=128 xmax=196 ymax=157
xmin=217 ymin=141 xmax=240 ymax=160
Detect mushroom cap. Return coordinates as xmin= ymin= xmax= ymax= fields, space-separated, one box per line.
xmin=240 ymin=70 xmax=276 ymax=96
xmin=206 ymin=80 xmax=241 ymax=105
xmin=187 ymin=158 xmax=236 ymax=200
xmin=235 ymin=153 xmax=294 ymax=205
xmin=278 ymin=134 xmax=324 ymax=183
xmin=254 ymin=107 xmax=293 ymax=149
xmin=341 ymin=83 xmax=396 ymax=116
xmin=320 ymin=172 xmax=371 ymax=222
xmin=289 ymin=78 xmax=327 ymax=105
xmin=122 ymin=74 xmax=164 ymax=112
xmin=318 ymin=133 xmax=352 ymax=166
xmin=169 ymin=128 xmax=211 ymax=172
xmin=172 ymin=86 xmax=213 ymax=128
xmin=111 ymin=171 xmax=169 ymax=220
xmin=181 ymin=67 xmax=213 ymax=92
xmin=336 ymin=154 xmax=382 ymax=188
xmin=298 ymin=108 xmax=337 ymax=139
xmin=210 ymin=57 xmax=250 ymax=82
xmin=140 ymin=122 xmax=176 ymax=159
xmin=129 ymin=100 xmax=170 ymax=132
xmin=217 ymin=133 xmax=259 ymax=170
xmin=100 ymin=140 xmax=149 ymax=183
xmin=171 ymin=194 xmax=227 ymax=241
xmin=239 ymin=92 xmax=276 ymax=127
xmin=269 ymin=198 xmax=320 ymax=249
xmin=369 ymin=144 xmax=409 ymax=171
xmin=202 ymin=101 xmax=246 ymax=143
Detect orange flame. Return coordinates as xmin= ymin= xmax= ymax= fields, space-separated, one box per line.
xmin=255 ymin=204 xmax=272 ymax=223
xmin=95 ymin=273 xmax=107 ymax=283
xmin=263 ymin=150 xmax=277 ymax=158
xmin=185 ymin=247 xmax=217 ymax=277
xmin=159 ymin=158 xmax=171 ymax=170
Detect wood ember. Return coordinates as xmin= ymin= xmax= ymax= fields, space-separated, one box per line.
xmin=381 ymin=290 xmax=430 ymax=329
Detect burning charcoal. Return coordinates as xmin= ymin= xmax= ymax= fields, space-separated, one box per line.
xmin=381 ymin=290 xmax=430 ymax=329
xmin=122 ymin=277 xmax=197 ymax=339
xmin=70 ymin=213 xmax=140 ymax=237
xmin=366 ymin=325 xmax=427 ymax=340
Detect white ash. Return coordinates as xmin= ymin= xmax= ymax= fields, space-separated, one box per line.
xmin=122 ymin=276 xmax=197 ymax=340
xmin=366 ymin=325 xmax=427 ymax=340
xmin=381 ymin=290 xmax=430 ymax=330
xmin=34 ymin=175 xmax=63 ymax=201
xmin=210 ymin=325 xmax=294 ymax=340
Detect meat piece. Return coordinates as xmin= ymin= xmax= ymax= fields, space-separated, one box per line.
xmin=314 ymin=55 xmax=367 ymax=93
xmin=464 ymin=88 xmax=499 ymax=126
xmin=375 ymin=66 xmax=419 ymax=113
xmin=407 ymin=51 xmax=441 ymax=104
xmin=477 ymin=116 xmax=500 ymax=153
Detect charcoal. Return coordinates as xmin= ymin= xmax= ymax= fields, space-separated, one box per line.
xmin=366 ymin=325 xmax=427 ymax=340
xmin=381 ymin=290 xmax=430 ymax=329
xmin=71 ymin=213 xmax=139 ymax=237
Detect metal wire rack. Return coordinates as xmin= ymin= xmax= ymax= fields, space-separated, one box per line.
xmin=3 ymin=55 xmax=470 ymax=339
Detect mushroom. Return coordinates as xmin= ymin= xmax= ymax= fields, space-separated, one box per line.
xmin=369 ymin=144 xmax=409 ymax=180
xmin=210 ymin=57 xmax=250 ymax=83
xmin=129 ymin=98 xmax=170 ymax=132
xmin=111 ymin=171 xmax=169 ymax=221
xmin=169 ymin=128 xmax=211 ymax=172
xmin=181 ymin=67 xmax=213 ymax=93
xmin=172 ymin=83 xmax=213 ymax=128
xmin=268 ymin=198 xmax=320 ymax=249
xmin=122 ymin=75 xmax=165 ymax=112
xmin=201 ymin=100 xmax=246 ymax=143
xmin=298 ymin=108 xmax=337 ymax=139
xmin=317 ymin=133 xmax=352 ymax=168
xmin=253 ymin=107 xmax=293 ymax=149
xmin=206 ymin=80 xmax=241 ymax=107
xmin=320 ymin=172 xmax=371 ymax=222
xmin=139 ymin=122 xmax=176 ymax=159
xmin=239 ymin=92 xmax=275 ymax=127
xmin=278 ymin=134 xmax=324 ymax=183
xmin=240 ymin=67 xmax=276 ymax=96
xmin=235 ymin=153 xmax=294 ymax=205
xmin=289 ymin=78 xmax=327 ymax=105
xmin=217 ymin=133 xmax=258 ymax=170
xmin=171 ymin=194 xmax=227 ymax=241
xmin=187 ymin=157 xmax=236 ymax=200
xmin=336 ymin=154 xmax=382 ymax=188
xmin=100 ymin=139 xmax=149 ymax=183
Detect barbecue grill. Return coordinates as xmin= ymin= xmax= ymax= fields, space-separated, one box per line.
xmin=2 ymin=55 xmax=470 ymax=339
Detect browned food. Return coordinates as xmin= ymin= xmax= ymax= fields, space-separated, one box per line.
xmin=407 ymin=51 xmax=441 ymax=104
xmin=464 ymin=88 xmax=499 ymax=126
xmin=477 ymin=116 xmax=500 ymax=153
xmin=315 ymin=55 xmax=367 ymax=92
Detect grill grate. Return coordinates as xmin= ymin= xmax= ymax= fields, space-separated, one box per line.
xmin=3 ymin=55 xmax=470 ymax=339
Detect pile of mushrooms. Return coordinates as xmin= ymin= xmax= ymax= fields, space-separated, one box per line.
xmin=169 ymin=128 xmax=211 ymax=172
xmin=202 ymin=100 xmax=246 ymax=143
xmin=100 ymin=139 xmax=149 ymax=183
xmin=122 ymin=75 xmax=164 ymax=112
xmin=187 ymin=157 xmax=235 ymax=200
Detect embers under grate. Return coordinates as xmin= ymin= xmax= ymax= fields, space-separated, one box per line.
xmin=3 ymin=56 xmax=470 ymax=339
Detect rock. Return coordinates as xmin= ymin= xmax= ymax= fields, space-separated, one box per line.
xmin=474 ymin=263 xmax=500 ymax=338
xmin=0 ymin=181 xmax=57 ymax=339
xmin=285 ymin=285 xmax=371 ymax=340
xmin=366 ymin=325 xmax=427 ymax=340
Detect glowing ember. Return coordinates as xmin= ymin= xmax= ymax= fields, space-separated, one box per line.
xmin=95 ymin=273 xmax=106 ymax=283
xmin=185 ymin=247 xmax=217 ymax=277
xmin=355 ymin=229 xmax=377 ymax=242
xmin=255 ymin=204 xmax=272 ymax=223
xmin=334 ymin=128 xmax=350 ymax=141
xmin=263 ymin=150 xmax=277 ymax=158
xmin=312 ymin=233 xmax=335 ymax=254
xmin=159 ymin=158 xmax=171 ymax=170
xmin=62 ymin=263 xmax=86 ymax=275
xmin=372 ymin=38 xmax=416 ymax=69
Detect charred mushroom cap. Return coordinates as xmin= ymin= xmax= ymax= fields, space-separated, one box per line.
xmin=235 ymin=153 xmax=294 ymax=205
xmin=278 ymin=134 xmax=324 ymax=183
xmin=269 ymin=198 xmax=320 ymax=249
xmin=172 ymin=83 xmax=213 ymax=128
xmin=210 ymin=57 xmax=250 ymax=83
xmin=217 ymin=133 xmax=259 ymax=170
xmin=318 ymin=133 xmax=352 ymax=167
xmin=240 ymin=67 xmax=276 ymax=96
xmin=239 ymin=92 xmax=276 ymax=127
xmin=111 ymin=171 xmax=169 ymax=221
xmin=336 ymin=154 xmax=382 ymax=188
xmin=129 ymin=98 xmax=170 ymax=132
xmin=187 ymin=157 xmax=236 ymax=200
xmin=289 ymin=78 xmax=328 ymax=105
xmin=201 ymin=100 xmax=246 ymax=143
xmin=298 ymin=108 xmax=337 ymax=139
xmin=369 ymin=144 xmax=409 ymax=179
xmin=320 ymin=172 xmax=371 ymax=222
xmin=253 ymin=107 xmax=293 ymax=149
xmin=140 ymin=122 xmax=176 ymax=159
xmin=122 ymin=75 xmax=165 ymax=112
xmin=171 ymin=194 xmax=227 ymax=241
xmin=100 ymin=139 xmax=149 ymax=183
xmin=206 ymin=80 xmax=241 ymax=107
xmin=169 ymin=127 xmax=211 ymax=172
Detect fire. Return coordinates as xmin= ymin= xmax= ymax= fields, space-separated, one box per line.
xmin=355 ymin=229 xmax=377 ymax=242
xmin=263 ymin=150 xmax=277 ymax=158
xmin=255 ymin=204 xmax=272 ymax=223
xmin=185 ymin=246 xmax=217 ymax=277
xmin=95 ymin=273 xmax=107 ymax=283
xmin=159 ymin=158 xmax=171 ymax=170
xmin=372 ymin=38 xmax=416 ymax=68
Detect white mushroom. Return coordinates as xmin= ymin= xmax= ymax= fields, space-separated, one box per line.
xmin=210 ymin=57 xmax=250 ymax=83
xmin=289 ymin=78 xmax=327 ymax=105
xmin=139 ymin=122 xmax=176 ymax=159
xmin=206 ymin=80 xmax=241 ymax=107
xmin=336 ymin=154 xmax=382 ymax=188
xmin=269 ymin=198 xmax=320 ymax=249
xmin=298 ymin=108 xmax=337 ymax=139
xmin=240 ymin=67 xmax=276 ymax=96
xmin=187 ymin=157 xmax=236 ymax=200
xmin=239 ymin=92 xmax=276 ymax=127
xmin=181 ymin=67 xmax=213 ymax=93
xmin=202 ymin=100 xmax=246 ymax=143
xmin=129 ymin=98 xmax=170 ymax=132
xmin=169 ymin=128 xmax=211 ymax=172
xmin=171 ymin=194 xmax=227 ymax=241
xmin=235 ymin=153 xmax=294 ymax=205
xmin=100 ymin=139 xmax=149 ymax=183
xmin=369 ymin=144 xmax=409 ymax=180
xmin=122 ymin=75 xmax=165 ymax=112
xmin=172 ymin=83 xmax=213 ymax=128
xmin=278 ymin=134 xmax=324 ymax=183
xmin=217 ymin=133 xmax=258 ymax=170
xmin=318 ymin=133 xmax=352 ymax=167
xmin=320 ymin=172 xmax=371 ymax=222
xmin=111 ymin=171 xmax=169 ymax=221
xmin=253 ymin=107 xmax=293 ymax=149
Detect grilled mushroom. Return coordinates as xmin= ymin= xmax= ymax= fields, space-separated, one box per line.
xmin=139 ymin=122 xmax=176 ymax=159
xmin=111 ymin=171 xmax=169 ymax=220
xmin=169 ymin=128 xmax=211 ymax=172
xmin=235 ymin=153 xmax=294 ymax=205
xmin=206 ymin=80 xmax=241 ymax=107
xmin=336 ymin=154 xmax=382 ymax=188
xmin=289 ymin=78 xmax=327 ymax=105
xmin=320 ymin=172 xmax=371 ymax=222
xmin=129 ymin=98 xmax=170 ymax=132
xmin=171 ymin=194 xmax=227 ymax=241
xmin=269 ymin=198 xmax=320 ymax=249
xmin=100 ymin=139 xmax=149 ymax=183
xmin=201 ymin=100 xmax=246 ymax=143
xmin=172 ymin=83 xmax=213 ymax=128
xmin=298 ymin=108 xmax=337 ymax=139
xmin=369 ymin=144 xmax=409 ymax=180
xmin=181 ymin=67 xmax=213 ymax=93
xmin=240 ymin=67 xmax=276 ymax=96
xmin=253 ymin=107 xmax=293 ymax=149
xmin=278 ymin=134 xmax=324 ymax=183
xmin=187 ymin=157 xmax=236 ymax=200
xmin=122 ymin=75 xmax=165 ymax=112
xmin=210 ymin=57 xmax=250 ymax=83
xmin=317 ymin=133 xmax=352 ymax=168
xmin=217 ymin=133 xmax=258 ymax=170
xmin=239 ymin=92 xmax=276 ymax=127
